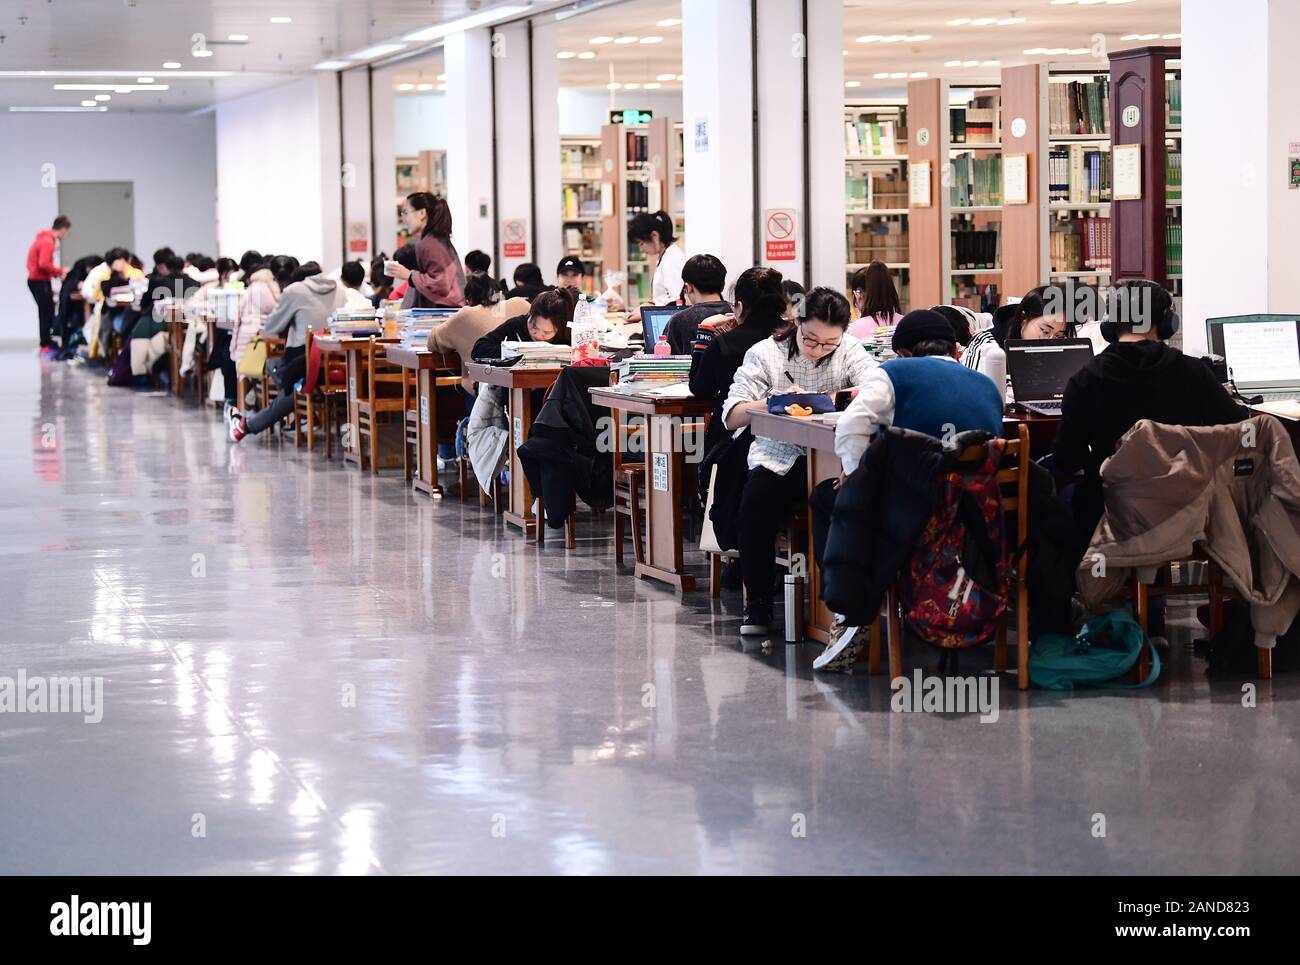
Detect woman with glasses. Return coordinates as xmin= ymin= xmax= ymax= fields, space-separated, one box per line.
xmin=961 ymin=285 xmax=1076 ymax=388
xmin=387 ymin=192 xmax=466 ymax=309
xmin=721 ymin=287 xmax=876 ymax=635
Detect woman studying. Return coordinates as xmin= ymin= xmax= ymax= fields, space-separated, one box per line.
xmin=387 ymin=192 xmax=466 ymax=309
xmin=627 ymin=210 xmax=685 ymax=312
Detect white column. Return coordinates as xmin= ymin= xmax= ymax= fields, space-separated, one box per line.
xmin=1182 ymin=0 xmax=1300 ymax=355
xmin=445 ymin=28 xmax=496 ymax=257
xmin=682 ymin=0 xmax=755 ymax=291
xmin=532 ymin=19 xmax=563 ymax=283
xmin=755 ymin=0 xmax=804 ymax=283
xmin=805 ymin=0 xmax=845 ymax=290
xmin=317 ymin=73 xmax=344 ymax=271
xmin=340 ymin=68 xmax=374 ymax=266
xmin=370 ymin=67 xmax=398 ymax=259
xmin=493 ymin=20 xmax=535 ymax=282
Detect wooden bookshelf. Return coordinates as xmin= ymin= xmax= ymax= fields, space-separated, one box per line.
xmin=560 ymin=135 xmax=603 ymax=294
xmin=844 ymin=100 xmax=911 ymax=310
xmin=947 ymin=85 xmax=1003 ymax=311
xmin=906 ymin=79 xmax=947 ymax=308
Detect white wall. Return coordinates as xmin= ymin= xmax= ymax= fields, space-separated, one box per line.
xmin=215 ymin=77 xmax=340 ymax=268
xmin=340 ymin=68 xmax=374 ymax=265
xmin=556 ymin=90 xmax=683 ymax=136
xmin=494 ymin=20 xmax=535 ymax=281
xmin=394 ymin=94 xmax=450 ymax=155
xmin=533 ymin=20 xmax=563 ymax=280
xmin=444 ymin=29 xmax=496 ymax=257
xmin=0 ymin=112 xmax=216 ymax=345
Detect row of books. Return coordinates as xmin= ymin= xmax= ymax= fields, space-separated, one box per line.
xmin=1049 ymin=146 xmax=1111 ymax=204
xmin=562 ymin=184 xmax=601 ymax=220
xmin=561 ymin=143 xmax=600 ymax=181
xmin=846 ymin=170 xmax=908 ymax=211
xmin=624 ymin=131 xmax=649 ymax=166
xmin=1167 ymin=216 xmax=1182 ymax=276
xmin=563 ymin=225 xmax=597 ymax=258
xmin=1166 ymin=74 xmax=1182 ymax=128
xmin=844 ymin=119 xmax=901 ymax=158
xmin=1166 ymin=150 xmax=1182 ymax=201
xmin=622 ymin=179 xmax=653 ymax=210
xmin=949 ymin=154 xmax=1002 ymax=207
xmin=1050 ymin=217 xmax=1112 ymax=272
xmin=950 ymin=98 xmax=999 ymax=144
xmin=850 ymin=222 xmax=907 ymax=264
xmin=1049 ymin=77 xmax=1110 ymax=136
xmin=614 ymin=355 xmax=693 ymax=382
xmin=330 ymin=310 xmax=382 ymax=337
xmin=950 ymin=281 xmax=999 ymax=314
xmin=951 ymin=224 xmax=1001 ymax=271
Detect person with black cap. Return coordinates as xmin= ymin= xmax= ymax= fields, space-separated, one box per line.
xmin=810 ymin=309 xmax=1005 ymax=671
xmin=556 ymin=256 xmax=586 ymax=293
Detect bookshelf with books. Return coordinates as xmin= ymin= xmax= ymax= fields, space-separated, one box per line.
xmin=947 ymin=87 xmax=1003 ymax=310
xmin=1046 ymin=65 xmax=1113 ymax=292
xmin=844 ymin=101 xmax=910 ymax=309
xmin=561 ymin=135 xmax=604 ymax=295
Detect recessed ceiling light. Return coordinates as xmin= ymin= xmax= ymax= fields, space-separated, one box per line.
xmin=971 ymin=18 xmax=997 ymax=27
xmin=614 ymin=36 xmax=639 ymax=44
xmin=881 ymin=35 xmax=906 ymax=43
xmin=578 ymin=51 xmax=596 ymax=59
xmin=1163 ymin=33 xmax=1181 ymax=39
xmin=53 ymin=83 xmax=167 ymax=91
xmin=313 ymin=60 xmax=350 ymax=70
xmin=557 ymin=51 xmax=577 ymax=59
xmin=998 ymin=17 xmax=1026 ymax=25
xmin=845 ymin=80 xmax=861 ymax=88
xmin=639 ymin=36 xmax=663 ymax=44
xmin=9 ymin=105 xmax=107 ymax=112
xmin=962 ymin=60 xmax=979 ymax=67
xmin=162 ymin=62 xmax=181 ymax=69
xmin=80 ymin=100 xmax=95 ymax=107
xmin=644 ymin=82 xmax=661 ymax=89
xmin=417 ymin=82 xmax=433 ymax=91
xmin=657 ymin=73 xmax=676 ymax=81
xmin=437 ymin=84 xmax=446 ymax=91
xmin=675 ymin=74 xmax=683 ymax=81
xmin=94 ymin=94 xmax=110 ymax=101
xmin=589 ymin=36 xmax=613 ymax=45
xmin=909 ymin=72 xmax=928 ymax=78
xmin=348 ymin=43 xmax=407 ymax=60
xmin=889 ymin=72 xmax=907 ymax=79
xmin=1066 ymin=48 xmax=1089 ymax=55
xmin=904 ymin=34 xmax=931 ymax=42
xmin=193 ymin=49 xmax=213 ymax=58
xmin=270 ymin=16 xmax=291 ymax=24
xmin=947 ymin=18 xmax=971 ymax=26
xmin=1139 ymin=33 xmax=1159 ymax=40
xmin=856 ymin=35 xmax=882 ymax=43
xmin=873 ymin=72 xmax=889 ymax=79
xmin=945 ymin=60 xmax=962 ymax=67
xmin=228 ymin=34 xmax=249 ymax=42
xmin=981 ymin=60 xmax=1000 ymax=66
xmin=397 ymin=83 xmax=414 ymax=91
xmin=1120 ymin=34 xmax=1138 ymax=40
xmin=607 ymin=82 xmax=621 ymax=90
xmin=137 ymin=76 xmax=154 ymax=83
xmin=1045 ymin=48 xmax=1069 ymax=55
xmin=656 ymin=18 xmax=681 ymax=27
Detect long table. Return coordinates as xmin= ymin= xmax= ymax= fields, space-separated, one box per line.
xmin=464 ymin=362 xmax=564 ymax=537
xmin=384 ymin=345 xmax=461 ymax=496
xmin=315 ymin=335 xmax=399 ymax=468
xmin=589 ymin=385 xmax=715 ymax=593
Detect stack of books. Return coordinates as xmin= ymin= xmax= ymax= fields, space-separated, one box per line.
xmin=330 ymin=310 xmax=382 ymax=337
xmin=1050 ymin=217 xmax=1111 ymax=272
xmin=949 ymin=154 xmax=1002 ymax=207
xmin=396 ymin=307 xmax=455 ymax=347
xmin=1049 ymin=77 xmax=1110 ymax=136
xmin=1049 ymin=146 xmax=1112 ymax=204
xmin=500 ymin=342 xmax=570 ymax=365
xmin=613 ymin=354 xmax=692 ymax=383
xmin=844 ymin=118 xmax=899 ymax=158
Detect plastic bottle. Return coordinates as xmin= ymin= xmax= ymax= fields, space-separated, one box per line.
xmin=984 ymin=343 xmax=1009 ymax=404
xmin=654 ymin=334 xmax=671 ymax=357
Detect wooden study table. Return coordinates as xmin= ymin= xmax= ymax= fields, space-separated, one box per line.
xmin=464 ymin=362 xmax=563 ymax=537
xmin=748 ymin=410 xmax=841 ymax=643
xmin=589 ymin=385 xmax=715 ymax=593
xmin=385 ymin=345 xmax=461 ymax=496
xmin=315 ymin=334 xmax=399 ymax=468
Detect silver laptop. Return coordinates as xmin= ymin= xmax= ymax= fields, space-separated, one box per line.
xmin=1005 ymin=339 xmax=1094 ymax=415
xmin=1206 ymin=315 xmax=1300 ymax=401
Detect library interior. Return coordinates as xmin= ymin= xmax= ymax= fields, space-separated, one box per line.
xmin=5 ymin=0 xmax=1300 ymax=881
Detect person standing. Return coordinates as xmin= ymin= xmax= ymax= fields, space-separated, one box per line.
xmin=387 ymin=192 xmax=466 ymax=308
xmin=27 ymin=215 xmax=71 ymax=356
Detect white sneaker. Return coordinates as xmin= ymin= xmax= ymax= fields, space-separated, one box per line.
xmin=814 ymin=616 xmax=863 ymax=672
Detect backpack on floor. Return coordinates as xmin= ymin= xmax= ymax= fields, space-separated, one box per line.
xmin=900 ymin=439 xmax=1009 ymax=649
xmin=1029 ymin=609 xmax=1160 ymax=690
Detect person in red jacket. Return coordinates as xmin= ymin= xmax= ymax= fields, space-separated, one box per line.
xmin=27 ymin=215 xmax=71 ymax=355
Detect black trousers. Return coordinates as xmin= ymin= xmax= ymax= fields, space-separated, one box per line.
xmin=737 ymin=457 xmax=807 ymax=602
xmin=246 ymin=347 xmax=305 ymax=434
xmin=28 ymin=279 xmax=54 ymax=347
xmin=209 ymin=328 xmax=237 ymax=405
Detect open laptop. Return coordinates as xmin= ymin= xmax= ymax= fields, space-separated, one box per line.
xmin=640 ymin=305 xmax=679 ymax=348
xmin=1005 ymin=338 xmax=1094 ymax=415
xmin=1206 ymin=315 xmax=1300 ymax=401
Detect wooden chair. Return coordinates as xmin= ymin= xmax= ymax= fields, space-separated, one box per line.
xmin=870 ymin=425 xmax=1032 ymax=688
xmin=294 ymin=327 xmax=348 ymax=454
xmin=259 ymin=338 xmax=287 ymax=434
xmin=609 ymin=405 xmax=646 ymax=565
xmin=402 ymin=365 xmax=419 ymax=481
xmin=356 ymin=338 xmax=406 ymax=473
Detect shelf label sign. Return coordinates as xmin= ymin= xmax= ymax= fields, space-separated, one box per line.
xmin=502 ymin=218 xmax=528 ymax=259
xmin=694 ymin=117 xmax=709 ymax=153
xmin=764 ymin=208 xmax=798 ymax=262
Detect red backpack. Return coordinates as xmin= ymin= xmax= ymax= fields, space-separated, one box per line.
xmin=901 ymin=440 xmax=1010 ymax=649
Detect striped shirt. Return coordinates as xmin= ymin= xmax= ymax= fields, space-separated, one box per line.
xmin=960 ymin=328 xmax=998 ymax=372
xmin=722 ymin=332 xmax=877 ymax=475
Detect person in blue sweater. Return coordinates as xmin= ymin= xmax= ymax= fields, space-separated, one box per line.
xmin=812 ymin=308 xmax=1005 ymax=671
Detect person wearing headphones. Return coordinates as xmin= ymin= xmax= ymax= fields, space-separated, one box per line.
xmin=1053 ymin=279 xmax=1248 ymax=540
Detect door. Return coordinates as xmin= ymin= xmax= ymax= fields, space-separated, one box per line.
xmin=57 ymin=181 xmax=135 ymax=264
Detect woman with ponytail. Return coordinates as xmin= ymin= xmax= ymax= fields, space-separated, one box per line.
xmin=627 ymin=209 xmax=686 ymax=311
xmin=387 ymin=191 xmax=466 ymax=308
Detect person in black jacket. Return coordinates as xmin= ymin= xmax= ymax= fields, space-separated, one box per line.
xmin=663 ymin=254 xmax=731 ymax=356
xmin=1053 ymin=280 xmax=1248 ymax=540
xmin=470 ymin=288 xmax=573 ymax=360
xmin=504 ymin=262 xmax=550 ymax=302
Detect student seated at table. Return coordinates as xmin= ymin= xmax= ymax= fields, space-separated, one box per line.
xmin=465 ymin=249 xmax=492 ymax=276
xmin=229 ymin=254 xmax=295 ymax=419
xmin=470 ymin=288 xmax=573 ymax=360
xmin=811 ymin=309 xmax=1006 ymax=670
xmin=1053 ymin=279 xmax=1248 ymax=549
xmin=227 ymin=261 xmax=345 ymax=443
xmin=847 ymin=260 xmax=904 ymax=340
xmin=721 ymin=287 xmax=875 ymax=635
xmin=339 ymin=260 xmax=373 ymax=312
xmin=961 ymin=286 xmax=1073 ymax=386
xmin=504 ymin=262 xmax=549 ymax=302
xmin=368 ymin=253 xmax=395 ymax=307
xmin=429 ymin=272 xmax=530 ymax=391
xmin=931 ymin=304 xmax=991 ymax=349
xmin=80 ymin=247 xmax=144 ymax=362
xmin=662 ymin=254 xmax=731 ymax=355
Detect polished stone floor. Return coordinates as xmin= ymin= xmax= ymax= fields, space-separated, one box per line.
xmin=3 ymin=350 xmax=1298 ymax=875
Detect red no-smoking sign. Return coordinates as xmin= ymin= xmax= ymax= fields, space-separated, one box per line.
xmin=502 ymin=218 xmax=528 ymax=259
xmin=764 ymin=208 xmax=797 ymax=262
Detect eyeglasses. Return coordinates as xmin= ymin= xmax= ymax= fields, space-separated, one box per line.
xmin=798 ymin=326 xmax=842 ymax=351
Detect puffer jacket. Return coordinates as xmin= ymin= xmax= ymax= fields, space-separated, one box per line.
xmin=231 ymin=269 xmax=281 ymax=363
xmin=466 ymin=383 xmax=510 ymax=492
xmin=1078 ymin=416 xmax=1300 ymax=649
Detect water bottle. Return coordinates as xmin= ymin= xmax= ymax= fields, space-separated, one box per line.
xmin=654 ymin=334 xmax=671 ymax=357
xmin=984 ymin=343 xmax=1009 ymax=404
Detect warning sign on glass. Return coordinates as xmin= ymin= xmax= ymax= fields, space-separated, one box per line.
xmin=502 ymin=218 xmax=528 ymax=259
xmin=764 ymin=208 xmax=797 ymax=262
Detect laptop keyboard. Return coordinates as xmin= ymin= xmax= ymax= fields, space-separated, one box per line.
xmin=1023 ymin=401 xmax=1063 ymax=414
xmin=1259 ymin=391 xmax=1300 ymax=401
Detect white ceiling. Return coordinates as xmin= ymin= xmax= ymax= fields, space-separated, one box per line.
xmin=553 ymin=0 xmax=683 ymax=92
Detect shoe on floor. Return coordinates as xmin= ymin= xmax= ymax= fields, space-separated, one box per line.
xmin=740 ymin=601 xmax=774 ymax=636
xmin=228 ymin=415 xmax=248 ymax=443
xmin=814 ymin=616 xmax=864 ymax=672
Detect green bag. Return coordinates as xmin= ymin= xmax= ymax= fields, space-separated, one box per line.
xmin=1029 ymin=609 xmax=1161 ymax=690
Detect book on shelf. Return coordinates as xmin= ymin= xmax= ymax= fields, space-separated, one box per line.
xmin=624 ymin=130 xmax=648 ymax=165
xmin=845 ymin=169 xmax=908 ymax=212
xmin=1165 ymin=149 xmax=1181 ymax=201
xmin=1048 ymin=146 xmax=1112 ymax=204
xmin=1049 ymin=77 xmax=1110 ymax=136
xmin=850 ymin=223 xmax=908 ymax=265
xmin=951 ymin=221 xmax=1001 ymax=271
xmin=950 ymin=281 xmax=1000 ymax=313
xmin=562 ymin=183 xmax=602 ymax=220
xmin=1050 ymin=216 xmax=1111 ymax=272
xmin=844 ymin=118 xmax=899 ymax=157
xmin=950 ymin=94 xmax=1000 ymax=145
xmin=1166 ymin=74 xmax=1182 ymax=128
xmin=949 ymin=154 xmax=1002 ymax=207
xmin=561 ymin=143 xmax=601 ymax=180
xmin=1166 ymin=215 xmax=1182 ymax=276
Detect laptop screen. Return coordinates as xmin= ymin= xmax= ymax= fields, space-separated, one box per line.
xmin=1005 ymin=339 xmax=1094 ymax=403
xmin=641 ymin=305 xmax=679 ymax=348
xmin=1207 ymin=316 xmax=1300 ymax=390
